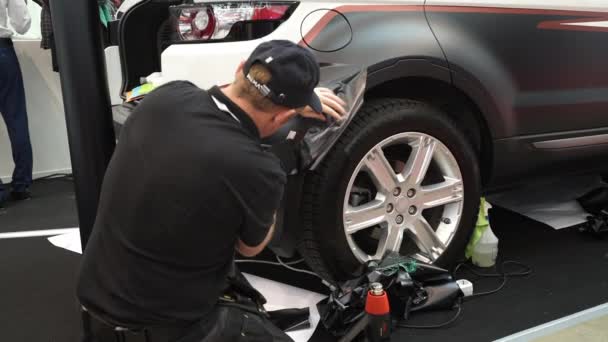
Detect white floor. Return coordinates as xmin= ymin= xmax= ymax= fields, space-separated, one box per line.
xmin=496 ymin=303 xmax=608 ymax=342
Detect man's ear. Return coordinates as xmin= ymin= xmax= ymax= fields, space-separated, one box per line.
xmin=273 ymin=109 xmax=297 ymax=126
xmin=236 ymin=60 xmax=246 ymax=77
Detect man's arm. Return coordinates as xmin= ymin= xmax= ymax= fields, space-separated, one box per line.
xmin=236 ymin=215 xmax=276 ymax=257
xmin=224 ymin=143 xmax=286 ymax=258
xmin=8 ymin=0 xmax=31 ymax=35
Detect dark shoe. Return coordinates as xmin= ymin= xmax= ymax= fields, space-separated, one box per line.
xmin=11 ymin=190 xmax=31 ymax=201
xmin=0 ymin=192 xmax=8 ymax=208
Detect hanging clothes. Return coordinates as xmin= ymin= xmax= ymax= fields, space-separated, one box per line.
xmin=40 ymin=0 xmax=59 ymax=72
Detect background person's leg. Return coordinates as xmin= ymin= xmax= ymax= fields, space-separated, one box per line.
xmin=0 ymin=179 xmax=6 ymax=207
xmin=0 ymin=48 xmax=12 ymax=206
xmin=0 ymin=47 xmax=33 ymax=196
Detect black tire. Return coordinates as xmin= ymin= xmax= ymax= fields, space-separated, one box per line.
xmin=299 ymin=99 xmax=481 ymax=283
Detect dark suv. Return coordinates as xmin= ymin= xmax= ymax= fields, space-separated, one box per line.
xmin=108 ymin=0 xmax=608 ymax=281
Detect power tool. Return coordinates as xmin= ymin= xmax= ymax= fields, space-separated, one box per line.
xmin=365 ymin=283 xmax=391 ymax=341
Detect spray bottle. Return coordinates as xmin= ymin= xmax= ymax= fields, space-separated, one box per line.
xmin=466 ymin=197 xmax=499 ymax=268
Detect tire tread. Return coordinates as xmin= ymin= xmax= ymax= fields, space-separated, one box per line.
xmin=298 ymin=99 xmax=479 ymax=284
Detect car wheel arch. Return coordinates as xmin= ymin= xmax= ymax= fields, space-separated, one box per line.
xmin=365 ymin=74 xmax=494 ymax=187
xmin=273 ymin=60 xmax=498 ymax=257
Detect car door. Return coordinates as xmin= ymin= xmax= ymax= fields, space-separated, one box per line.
xmin=425 ymin=0 xmax=608 ymax=138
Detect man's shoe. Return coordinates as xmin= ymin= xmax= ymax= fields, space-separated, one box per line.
xmin=11 ymin=190 xmax=31 ymax=201
xmin=0 ymin=192 xmax=8 ymax=208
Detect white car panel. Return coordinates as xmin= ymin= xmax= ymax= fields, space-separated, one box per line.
xmin=159 ymin=1 xmax=424 ymax=89
xmin=104 ymin=46 xmax=123 ymax=105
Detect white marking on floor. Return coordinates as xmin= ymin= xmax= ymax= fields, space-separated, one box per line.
xmin=495 ymin=302 xmax=608 ymax=341
xmin=48 ymin=229 xmax=82 ymax=254
xmin=45 ymin=231 xmax=324 ymax=342
xmin=245 ymin=273 xmax=325 ymax=342
xmin=0 ymin=228 xmax=79 ymax=240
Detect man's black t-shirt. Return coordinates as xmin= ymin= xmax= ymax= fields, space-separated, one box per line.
xmin=77 ymin=81 xmax=286 ymax=326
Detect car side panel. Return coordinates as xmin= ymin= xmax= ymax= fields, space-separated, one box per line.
xmin=300 ymin=7 xmax=446 ymax=69
xmin=425 ymin=1 xmax=608 ymax=139
xmin=489 ymin=128 xmax=608 ymax=190
xmin=426 ymin=1 xmax=608 ymax=187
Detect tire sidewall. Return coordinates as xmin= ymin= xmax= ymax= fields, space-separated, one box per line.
xmin=310 ymin=100 xmax=481 ymax=280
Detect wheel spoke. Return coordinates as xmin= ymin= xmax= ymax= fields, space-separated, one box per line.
xmin=363 ymin=148 xmax=398 ymax=193
xmin=420 ymin=177 xmax=464 ymax=209
xmin=408 ymin=217 xmax=446 ymax=260
xmin=344 ymin=200 xmax=387 ymax=235
xmin=374 ymin=225 xmax=404 ymax=260
xmin=352 ymin=247 xmax=373 ymax=264
xmin=402 ymin=136 xmax=436 ymax=185
xmin=344 ymin=132 xmax=466 ymax=265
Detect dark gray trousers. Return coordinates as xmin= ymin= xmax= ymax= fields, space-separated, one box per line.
xmin=81 ymin=265 xmax=294 ymax=342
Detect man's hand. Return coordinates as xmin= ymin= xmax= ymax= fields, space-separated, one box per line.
xmin=236 ymin=215 xmax=277 ymax=257
xmin=299 ymin=88 xmax=347 ymax=122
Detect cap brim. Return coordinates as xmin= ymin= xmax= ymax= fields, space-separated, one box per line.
xmin=309 ymin=92 xmax=323 ymax=114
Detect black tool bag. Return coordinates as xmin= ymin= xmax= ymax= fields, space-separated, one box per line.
xmin=317 ymin=253 xmax=454 ymax=339
xmin=578 ymin=187 xmax=608 ymax=235
xmin=82 ymin=266 xmax=307 ymax=342
xmin=178 ymin=266 xmax=303 ymax=342
xmin=220 ymin=265 xmax=311 ymax=338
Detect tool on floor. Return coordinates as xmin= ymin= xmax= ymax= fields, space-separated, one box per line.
xmin=580 ymin=213 xmax=608 ymax=235
xmin=319 ymin=252 xmax=469 ymax=340
xmin=336 ymin=282 xmax=391 ymax=342
xmin=578 ymin=188 xmax=608 ymax=236
xmin=365 ymin=283 xmax=391 ymax=341
xmin=466 ymin=197 xmax=499 ymax=268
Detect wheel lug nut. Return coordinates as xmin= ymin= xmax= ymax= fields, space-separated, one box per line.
xmin=395 ymin=215 xmax=404 ymax=224
xmin=393 ymin=187 xmax=401 ymax=196
xmin=408 ymin=206 xmax=417 ymax=215
xmin=443 ymin=218 xmax=451 ymax=224
xmin=386 ymin=204 xmax=394 ymax=213
xmin=407 ymin=189 xmax=416 ymax=198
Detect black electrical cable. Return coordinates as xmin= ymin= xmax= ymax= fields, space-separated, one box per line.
xmin=453 ymin=260 xmax=533 ymax=301
xmin=235 ymin=256 xmax=321 ymax=278
xmin=397 ymin=299 xmax=463 ymax=329
xmin=34 ymin=173 xmax=73 ymax=181
xmin=396 ymin=260 xmax=531 ymax=330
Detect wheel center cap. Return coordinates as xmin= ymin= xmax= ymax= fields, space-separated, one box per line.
xmin=395 ymin=197 xmax=410 ymax=214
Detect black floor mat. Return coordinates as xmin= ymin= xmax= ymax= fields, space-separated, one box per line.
xmin=396 ymin=208 xmax=608 ymax=342
xmin=0 ymin=237 xmax=82 ymax=342
xmin=0 ymin=177 xmax=77 ymax=232
xmin=1 ymin=178 xmax=608 ymax=342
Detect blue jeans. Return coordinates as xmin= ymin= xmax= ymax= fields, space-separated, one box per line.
xmin=0 ymin=46 xmax=33 ymax=196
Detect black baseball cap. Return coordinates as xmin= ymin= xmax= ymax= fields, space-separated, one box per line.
xmin=244 ymin=40 xmax=322 ymax=113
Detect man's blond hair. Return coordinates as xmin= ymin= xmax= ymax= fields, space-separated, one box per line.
xmin=234 ymin=63 xmax=284 ymax=113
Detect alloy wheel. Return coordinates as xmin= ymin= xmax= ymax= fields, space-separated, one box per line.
xmin=343 ymin=132 xmax=465 ymax=264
